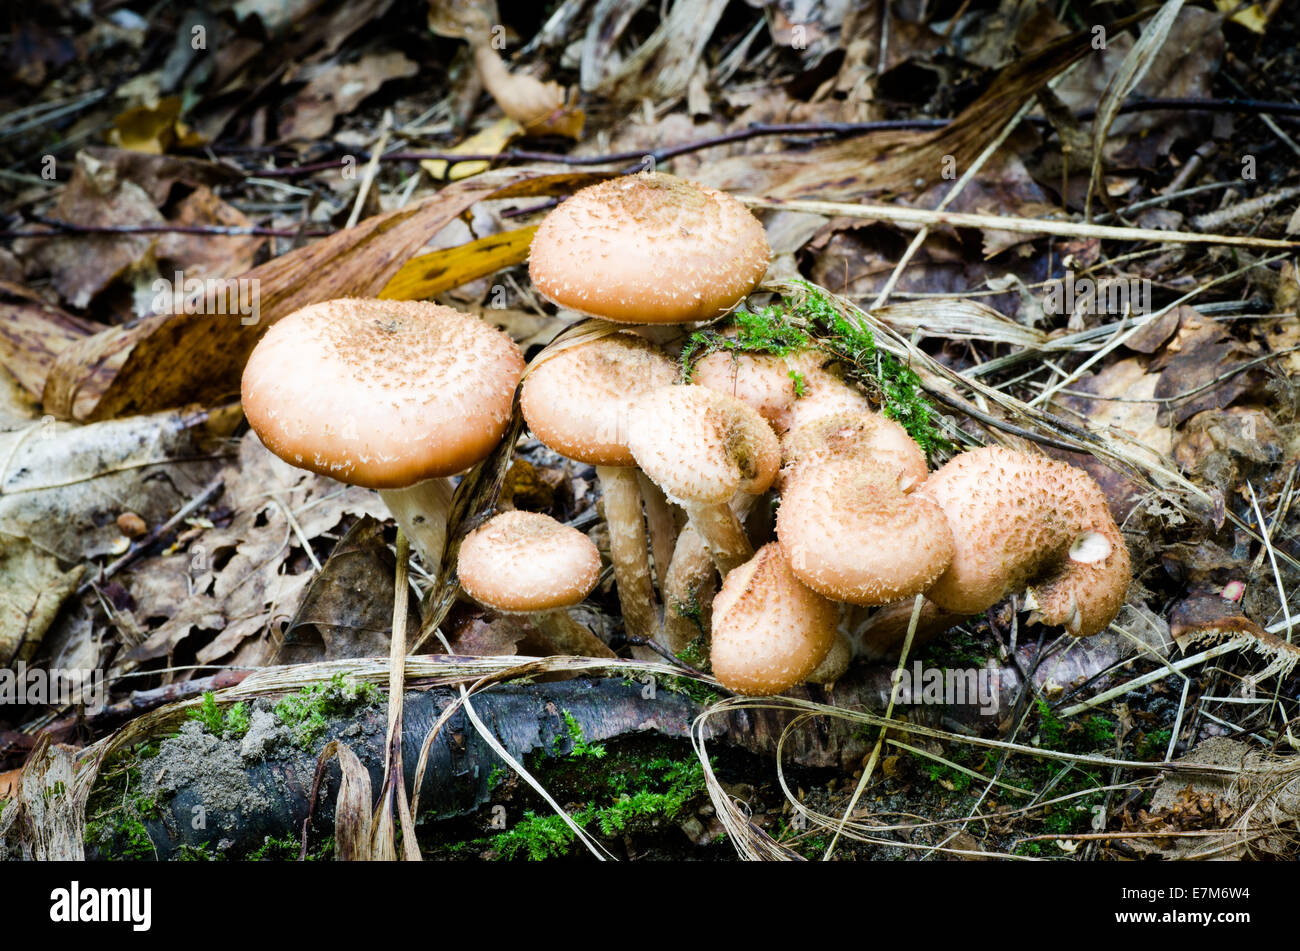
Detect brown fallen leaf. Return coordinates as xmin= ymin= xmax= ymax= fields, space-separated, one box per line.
xmin=0 ymin=290 xmax=102 ymax=400
xmin=21 ymin=151 xmax=162 ymax=310
xmin=123 ymin=432 xmax=388 ymax=668
xmin=279 ymin=51 xmax=419 ymax=142
xmin=154 ymin=186 xmax=265 ymax=282
xmin=0 ymin=533 xmax=85 ymax=667
xmin=276 ymin=516 xmax=419 ymax=664
xmin=1149 ymin=308 xmax=1265 ymax=426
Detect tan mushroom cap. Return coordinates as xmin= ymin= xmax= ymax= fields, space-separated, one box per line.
xmin=520 ymin=332 xmax=676 ymax=467
xmin=241 ymin=299 xmax=524 ymax=489
xmin=711 ymin=543 xmax=839 ymax=695
xmin=694 ymin=348 xmax=870 ymax=436
xmin=917 ymin=447 xmax=1132 ymax=637
xmin=528 ymin=172 xmax=771 ymax=323
xmin=626 ymin=385 xmax=780 ymax=505
xmin=457 ymin=510 xmax=600 ymax=613
xmin=777 ymin=456 xmax=954 ymax=606
xmin=781 ymin=410 xmax=928 ymax=488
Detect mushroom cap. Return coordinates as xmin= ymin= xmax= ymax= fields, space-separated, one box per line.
xmin=241 ymin=299 xmax=524 ymax=489
xmin=626 ymin=384 xmax=780 ymax=505
xmin=457 ymin=510 xmax=600 ymax=613
xmin=917 ymin=446 xmax=1131 ymax=636
xmin=777 ymin=455 xmax=954 ymax=606
xmin=520 ymin=332 xmax=676 ymax=467
xmin=528 ymin=172 xmax=771 ymax=323
xmin=711 ymin=543 xmax=839 ymax=695
xmin=780 ymin=410 xmax=928 ymax=488
xmin=694 ymin=348 xmax=870 ymax=436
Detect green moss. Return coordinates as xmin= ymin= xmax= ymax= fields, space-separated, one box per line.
xmin=84 ymin=746 xmax=165 ymax=861
xmin=1036 ymin=699 xmax=1115 ymax=754
xmin=1136 ymin=729 xmax=1172 ymax=761
xmin=557 ymin=711 xmax=606 ymax=759
xmin=273 ymin=673 xmax=378 ymax=751
xmin=490 ymin=811 xmax=577 ymax=861
xmin=680 ymin=281 xmax=950 ymax=457
xmin=446 ymin=747 xmax=709 ymax=861
xmin=188 ymin=692 xmax=250 ymax=740
xmin=174 ymin=843 xmax=222 ymax=862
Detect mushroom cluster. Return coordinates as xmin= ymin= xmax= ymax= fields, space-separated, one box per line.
xmin=237 ymin=174 xmax=1131 ymax=697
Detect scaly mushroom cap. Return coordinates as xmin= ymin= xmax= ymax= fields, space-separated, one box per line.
xmin=241 ymin=299 xmax=524 ymax=489
xmin=521 ymin=332 xmax=676 ymax=467
xmin=917 ymin=446 xmax=1131 ymax=636
xmin=626 ymin=385 xmax=780 ymax=505
xmin=780 ymin=410 xmax=928 ymax=488
xmin=528 ymin=172 xmax=771 ymax=323
xmin=694 ymin=348 xmax=870 ymax=435
xmin=777 ymin=456 xmax=954 ymax=606
xmin=457 ymin=510 xmax=600 ymax=613
xmin=711 ymin=543 xmax=839 ymax=695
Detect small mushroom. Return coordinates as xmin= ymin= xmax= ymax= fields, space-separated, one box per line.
xmin=711 ymin=543 xmax=839 ymax=696
xmin=916 ymin=446 xmax=1132 ymax=637
xmin=777 ymin=455 xmax=954 ymax=606
xmin=457 ymin=511 xmax=614 ymax=658
xmin=779 ymin=409 xmax=928 ymax=489
xmin=240 ymin=298 xmax=524 ymax=568
xmin=528 ymin=172 xmax=770 ymax=324
xmin=626 ymin=384 xmax=780 ymax=575
xmin=521 ymin=332 xmax=677 ymax=646
xmin=694 ymin=348 xmax=870 ymax=437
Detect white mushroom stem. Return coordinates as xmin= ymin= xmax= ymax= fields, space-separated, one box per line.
xmin=683 ymin=500 xmax=753 ymax=576
xmin=597 ymin=466 xmax=657 ymax=644
xmin=532 ymin=611 xmax=615 ymax=658
xmin=378 ymin=478 xmax=455 ymax=570
xmin=638 ymin=473 xmax=679 ymax=594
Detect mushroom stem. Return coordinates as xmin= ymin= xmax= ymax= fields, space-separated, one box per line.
xmin=639 ymin=473 xmax=679 ymax=595
xmin=596 ymin=466 xmax=658 ymax=645
xmin=683 ymin=500 xmax=753 ymax=576
xmin=532 ymin=612 xmax=616 ymax=659
xmin=661 ymin=524 xmax=717 ymax=654
xmin=378 ymin=478 xmax=454 ymax=570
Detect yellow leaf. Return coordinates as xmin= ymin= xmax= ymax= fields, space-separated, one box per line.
xmin=422 ymin=117 xmax=523 ymax=182
xmin=107 ymin=97 xmax=204 ymax=154
xmin=1213 ymin=0 xmax=1268 ymax=33
xmin=380 ymin=225 xmax=538 ymax=300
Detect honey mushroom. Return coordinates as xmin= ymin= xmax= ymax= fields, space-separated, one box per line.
xmin=457 ymin=510 xmax=614 ymax=658
xmin=240 ymin=298 xmax=524 ymax=569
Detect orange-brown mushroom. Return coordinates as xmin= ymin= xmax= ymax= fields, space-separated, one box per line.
xmin=520 ymin=332 xmax=677 ymax=646
xmin=711 ymin=543 xmax=838 ymax=695
xmin=528 ymin=172 xmax=770 ymax=324
xmin=917 ymin=446 xmax=1131 ymax=637
xmin=457 ymin=511 xmax=613 ymax=657
xmin=627 ymin=384 xmax=780 ymax=575
xmin=241 ymin=298 xmax=524 ymax=567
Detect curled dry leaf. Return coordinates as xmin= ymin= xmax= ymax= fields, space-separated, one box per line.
xmin=0 ymin=533 xmax=85 ymax=667
xmin=472 ymin=45 xmax=583 ymax=139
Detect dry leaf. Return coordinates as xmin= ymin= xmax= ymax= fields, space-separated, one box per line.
xmin=279 ymin=51 xmax=419 ymax=142
xmin=107 ymin=96 xmax=205 ymax=154
xmin=0 ymin=533 xmax=84 ymax=667
xmin=380 ymin=225 xmax=537 ymax=300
